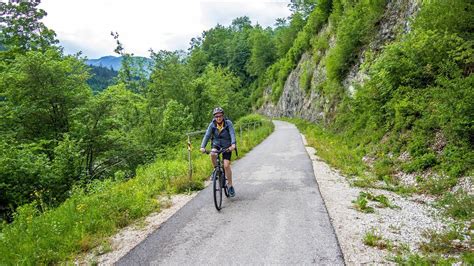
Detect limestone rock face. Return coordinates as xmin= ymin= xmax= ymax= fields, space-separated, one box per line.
xmin=259 ymin=0 xmax=419 ymax=123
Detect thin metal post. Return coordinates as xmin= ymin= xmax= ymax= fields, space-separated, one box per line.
xmin=187 ymin=135 xmax=192 ymax=180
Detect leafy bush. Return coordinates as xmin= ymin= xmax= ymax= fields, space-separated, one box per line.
xmin=299 ymin=60 xmax=314 ymax=93
xmin=267 ymin=0 xmax=332 ymax=103
xmin=352 ymin=193 xmax=374 ymax=213
xmin=325 ymin=0 xmax=387 ymax=82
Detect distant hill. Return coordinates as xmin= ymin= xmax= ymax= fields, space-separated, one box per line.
xmin=86 ymin=56 xmax=122 ymax=71
xmin=86 ymin=56 xmax=153 ymax=71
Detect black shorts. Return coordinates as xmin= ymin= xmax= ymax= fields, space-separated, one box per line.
xmin=212 ymin=146 xmax=232 ymax=161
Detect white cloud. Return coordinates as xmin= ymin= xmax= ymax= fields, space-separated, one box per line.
xmin=39 ymin=0 xmax=291 ymax=58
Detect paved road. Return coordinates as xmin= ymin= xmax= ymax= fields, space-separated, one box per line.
xmin=118 ymin=121 xmax=344 ymax=265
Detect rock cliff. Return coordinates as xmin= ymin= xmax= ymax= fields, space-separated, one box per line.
xmin=259 ymin=0 xmax=419 ymax=123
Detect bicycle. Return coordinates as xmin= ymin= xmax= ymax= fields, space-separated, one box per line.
xmin=203 ymin=148 xmax=230 ymax=211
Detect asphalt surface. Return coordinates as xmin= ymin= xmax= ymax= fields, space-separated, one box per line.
xmin=117 ymin=120 xmax=344 ymax=265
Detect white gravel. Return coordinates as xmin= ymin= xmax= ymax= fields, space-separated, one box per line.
xmin=301 ymin=134 xmax=448 ymax=265
xmin=76 ymin=192 xmax=199 ymax=265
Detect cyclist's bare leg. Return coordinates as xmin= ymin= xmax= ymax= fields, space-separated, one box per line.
xmin=210 ymin=148 xmax=218 ymax=167
xmin=224 ymin=159 xmax=232 ymax=187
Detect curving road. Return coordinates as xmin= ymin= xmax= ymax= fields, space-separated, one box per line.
xmin=117 ymin=120 xmax=344 ymax=265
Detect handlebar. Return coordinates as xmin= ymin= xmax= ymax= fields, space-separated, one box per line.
xmin=202 ymin=147 xmax=230 ymax=154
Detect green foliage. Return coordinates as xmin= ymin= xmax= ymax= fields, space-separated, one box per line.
xmin=234 ymin=114 xmax=265 ymax=128
xmin=274 ymin=14 xmax=305 ymax=58
xmin=288 ymin=0 xmax=317 ymax=19
xmin=311 ymin=29 xmax=330 ymax=64
xmin=325 ymin=0 xmax=387 ymax=83
xmin=391 ymin=252 xmax=457 ymax=265
xmin=192 ymin=64 xmax=248 ymax=124
xmin=0 ymin=49 xmax=91 ymax=141
xmin=299 ymin=59 xmax=314 ymax=93
xmin=359 ymin=191 xmax=398 ymax=209
xmin=437 ymin=192 xmax=474 ymax=221
xmin=268 ymin=0 xmax=332 ymax=103
xmin=420 ymin=225 xmax=470 ymax=255
xmin=0 ymin=49 xmax=93 ymax=216
xmin=246 ymin=26 xmax=277 ymax=77
xmin=75 ymin=84 xmax=150 ymax=179
xmin=111 ymin=33 xmax=152 ymax=94
xmin=87 ymin=65 xmax=118 ymax=93
xmin=161 ymin=100 xmax=194 ymax=145
xmin=200 ymin=24 xmax=233 ymax=68
xmin=0 ymin=1 xmax=58 ymax=52
xmin=363 ymin=229 xmax=392 ymax=250
xmin=352 ymin=193 xmax=374 ymax=213
xmin=0 ymin=140 xmax=51 ymax=217
xmin=373 ymin=157 xmax=394 ymax=181
xmin=148 ymin=50 xmax=192 ymax=107
xmin=284 ymin=118 xmax=368 ymax=178
xmin=345 ymin=28 xmax=473 ymax=177
xmin=330 ymin=1 xmax=473 ymax=205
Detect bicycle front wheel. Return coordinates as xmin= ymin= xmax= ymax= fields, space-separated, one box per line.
xmin=213 ymin=170 xmax=222 ymax=211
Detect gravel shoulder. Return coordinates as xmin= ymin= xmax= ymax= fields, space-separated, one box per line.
xmin=301 ymin=134 xmax=447 ymax=264
xmin=76 ymin=192 xmax=200 ymax=265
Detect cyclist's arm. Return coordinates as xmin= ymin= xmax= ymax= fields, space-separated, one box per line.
xmin=200 ymin=122 xmax=213 ymax=149
xmin=228 ymin=120 xmax=236 ymax=146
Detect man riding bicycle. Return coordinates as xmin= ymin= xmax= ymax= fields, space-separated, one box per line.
xmin=200 ymin=107 xmax=237 ymax=197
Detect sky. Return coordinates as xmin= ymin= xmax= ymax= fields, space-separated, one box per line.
xmin=39 ymin=0 xmax=292 ymax=59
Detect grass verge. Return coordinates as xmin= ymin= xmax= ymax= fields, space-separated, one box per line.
xmin=280 ymin=117 xmax=368 ymax=179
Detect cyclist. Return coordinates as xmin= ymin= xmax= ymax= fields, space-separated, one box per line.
xmin=200 ymin=107 xmax=237 ymax=197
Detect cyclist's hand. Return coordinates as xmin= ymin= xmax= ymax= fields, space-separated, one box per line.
xmin=200 ymin=148 xmax=206 ymax=153
xmin=228 ymin=144 xmax=236 ymax=151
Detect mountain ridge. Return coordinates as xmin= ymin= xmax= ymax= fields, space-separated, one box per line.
xmin=86 ymin=55 xmax=152 ymax=71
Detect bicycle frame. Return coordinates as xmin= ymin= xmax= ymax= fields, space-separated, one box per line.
xmin=204 ymin=148 xmax=230 ymax=210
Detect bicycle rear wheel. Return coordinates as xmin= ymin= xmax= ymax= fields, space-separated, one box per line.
xmin=213 ymin=170 xmax=222 ymax=210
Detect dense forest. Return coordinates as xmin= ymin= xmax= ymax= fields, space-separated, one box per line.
xmin=87 ymin=65 xmax=118 ymax=93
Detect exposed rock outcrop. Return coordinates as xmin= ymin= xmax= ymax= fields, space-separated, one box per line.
xmin=259 ymin=0 xmax=419 ymax=123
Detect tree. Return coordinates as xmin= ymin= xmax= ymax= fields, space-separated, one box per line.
xmin=200 ymin=24 xmax=232 ymax=67
xmin=274 ymin=12 xmax=305 ymax=58
xmin=230 ymin=16 xmax=252 ymax=31
xmin=75 ymin=84 xmax=148 ymax=179
xmin=0 ymin=49 xmax=91 ymax=142
xmin=227 ymin=21 xmax=253 ymax=85
xmin=148 ymin=50 xmax=193 ymax=110
xmin=161 ymin=100 xmax=194 ymax=144
xmin=193 ymin=64 xmax=247 ymax=122
xmin=247 ymin=26 xmax=277 ymax=77
xmin=0 ymin=0 xmax=58 ymax=52
xmin=289 ymin=0 xmax=317 ymax=19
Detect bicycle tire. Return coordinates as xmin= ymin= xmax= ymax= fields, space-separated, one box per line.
xmin=213 ymin=170 xmax=222 ymax=210
xmin=223 ymin=173 xmax=230 ymax=198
